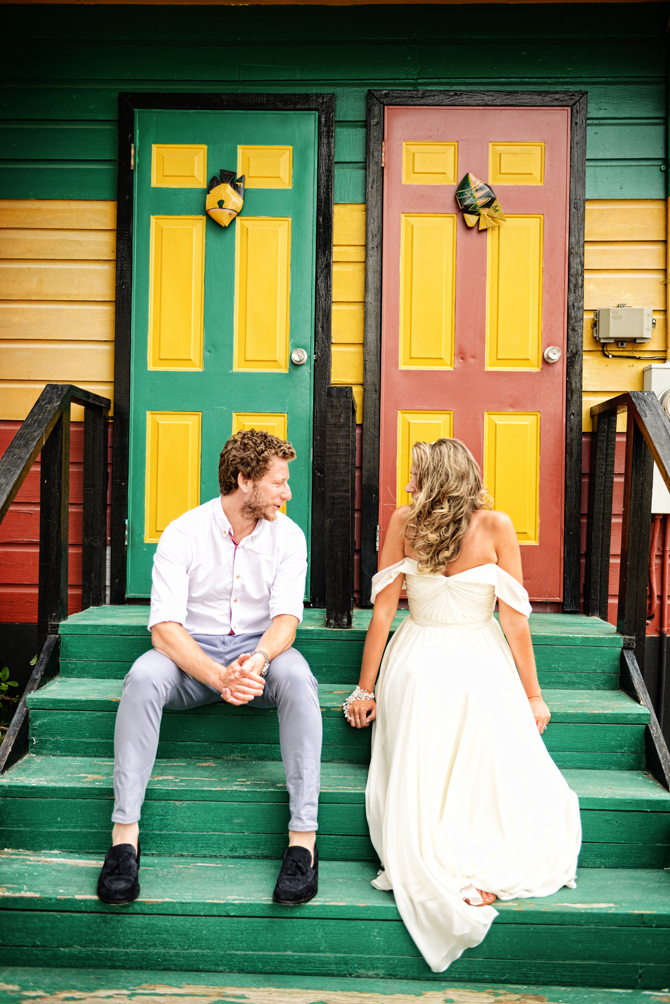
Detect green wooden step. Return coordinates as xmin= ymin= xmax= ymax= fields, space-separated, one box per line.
xmin=0 ymin=852 xmax=668 ymax=988
xmin=1 ymin=756 xmax=668 ymax=867
xmin=24 ymin=680 xmax=649 ymax=769
xmin=58 ymin=608 xmax=623 ymax=689
xmin=0 ymin=968 xmax=664 ymax=1004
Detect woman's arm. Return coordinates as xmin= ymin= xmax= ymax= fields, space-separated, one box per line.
xmin=346 ymin=508 xmax=408 ymax=729
xmin=493 ymin=512 xmax=551 ymax=734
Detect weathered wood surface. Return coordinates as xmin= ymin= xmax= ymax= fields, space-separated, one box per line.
xmin=0 ymin=967 xmax=664 ymax=1004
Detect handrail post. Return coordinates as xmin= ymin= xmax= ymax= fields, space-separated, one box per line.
xmin=618 ymin=404 xmax=654 ymax=672
xmin=37 ymin=404 xmax=70 ymax=650
xmin=82 ymin=402 xmax=109 ymax=609
xmin=584 ymin=409 xmax=617 ymax=620
xmin=325 ymin=385 xmax=356 ymax=628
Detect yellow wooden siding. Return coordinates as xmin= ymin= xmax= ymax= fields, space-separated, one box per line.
xmin=0 ymin=199 xmax=116 ymax=421
xmin=331 ymin=204 xmax=365 ymax=420
xmin=582 ymin=199 xmax=667 ymax=430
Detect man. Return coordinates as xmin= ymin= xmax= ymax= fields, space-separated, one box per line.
xmin=97 ymin=429 xmax=322 ymax=907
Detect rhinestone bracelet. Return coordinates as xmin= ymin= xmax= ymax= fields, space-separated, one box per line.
xmin=342 ymin=686 xmax=376 ymax=722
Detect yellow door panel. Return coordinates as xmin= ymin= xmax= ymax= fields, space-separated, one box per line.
xmin=487 ymin=215 xmax=543 ymax=370
xmin=397 ymin=411 xmax=453 ymax=506
xmin=400 ymin=214 xmax=456 ymax=369
xmin=238 ymin=146 xmax=292 ymax=189
xmin=234 ymin=218 xmax=291 ymax=372
xmin=232 ymin=412 xmax=289 ymax=513
xmin=484 ymin=412 xmax=540 ymax=544
xmin=148 ymin=216 xmax=205 ymax=370
xmin=232 ymin=411 xmax=287 ymax=440
xmin=402 ymin=142 xmax=458 ymax=185
xmin=489 ymin=142 xmax=545 ymax=186
xmin=145 ymin=411 xmax=201 ymax=542
xmin=152 ymin=145 xmax=208 ymax=188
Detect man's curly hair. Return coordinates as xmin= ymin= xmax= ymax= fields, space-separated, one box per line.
xmin=218 ymin=429 xmax=296 ymax=496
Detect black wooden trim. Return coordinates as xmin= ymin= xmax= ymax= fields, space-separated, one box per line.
xmin=0 ymin=634 xmax=59 ymax=775
xmin=622 ymin=649 xmax=670 ymax=791
xmin=82 ymin=403 xmax=109 ymax=610
xmin=111 ymin=92 xmax=335 ymax=606
xmin=325 ymin=386 xmax=356 ymax=628
xmin=361 ymin=90 xmax=385 ymax=607
xmin=361 ymin=89 xmax=587 ymax=608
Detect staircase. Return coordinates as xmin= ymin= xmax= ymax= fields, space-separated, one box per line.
xmin=1 ymin=606 xmax=669 ymax=998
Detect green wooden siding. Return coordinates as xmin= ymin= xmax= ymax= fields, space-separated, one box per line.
xmin=0 ymin=3 xmax=667 ymax=203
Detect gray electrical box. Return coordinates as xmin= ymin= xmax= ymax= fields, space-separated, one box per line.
xmin=593 ymin=306 xmax=654 ymax=344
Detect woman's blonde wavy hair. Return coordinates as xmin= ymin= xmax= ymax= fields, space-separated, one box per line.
xmin=405 ymin=438 xmax=492 ymax=574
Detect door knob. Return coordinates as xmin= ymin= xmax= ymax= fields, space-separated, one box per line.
xmin=543 ymin=346 xmax=562 ymax=364
xmin=291 ymin=348 xmax=308 ymax=366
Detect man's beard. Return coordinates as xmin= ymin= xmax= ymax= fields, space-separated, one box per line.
xmin=241 ymin=484 xmax=277 ymax=522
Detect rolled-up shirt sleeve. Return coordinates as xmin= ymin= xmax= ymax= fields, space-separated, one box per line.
xmin=269 ymin=524 xmax=307 ymax=623
xmin=148 ymin=524 xmax=192 ymax=631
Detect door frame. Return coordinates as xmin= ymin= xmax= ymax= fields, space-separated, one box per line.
xmin=361 ymin=89 xmax=587 ymax=610
xmin=110 ymin=92 xmax=335 ymax=606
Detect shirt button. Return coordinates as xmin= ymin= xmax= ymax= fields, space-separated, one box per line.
xmin=236 ymin=575 xmax=240 ymax=579
xmin=233 ymin=599 xmax=237 ymax=603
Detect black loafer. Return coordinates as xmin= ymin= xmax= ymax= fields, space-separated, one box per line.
xmin=97 ymin=841 xmax=141 ymax=905
xmin=273 ymin=845 xmax=318 ymax=905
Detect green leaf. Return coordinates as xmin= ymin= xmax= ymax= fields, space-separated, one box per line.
xmin=29 ymin=655 xmax=37 ymax=666
xmin=0 ymin=668 xmax=8 ymax=682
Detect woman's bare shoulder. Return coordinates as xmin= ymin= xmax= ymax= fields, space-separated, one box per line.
xmin=473 ymin=509 xmax=516 ymax=538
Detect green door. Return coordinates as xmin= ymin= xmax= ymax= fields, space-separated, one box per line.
xmin=127 ymin=109 xmax=317 ymax=596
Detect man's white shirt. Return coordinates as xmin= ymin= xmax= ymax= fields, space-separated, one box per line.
xmin=149 ymin=497 xmax=307 ymax=636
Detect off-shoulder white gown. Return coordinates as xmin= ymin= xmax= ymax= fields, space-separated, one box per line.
xmin=366 ymin=559 xmax=581 ymax=973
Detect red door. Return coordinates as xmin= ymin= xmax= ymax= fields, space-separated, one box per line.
xmin=379 ymin=106 xmax=571 ymax=601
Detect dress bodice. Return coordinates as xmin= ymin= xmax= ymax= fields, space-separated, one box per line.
xmin=370 ymin=558 xmax=531 ymax=628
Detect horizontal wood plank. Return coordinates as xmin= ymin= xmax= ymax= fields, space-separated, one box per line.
xmin=585 ymin=200 xmax=666 ymax=242
xmin=333 ymin=261 xmax=365 ymax=302
xmin=0 ymin=380 xmax=114 ymax=421
xmin=584 ymin=270 xmax=666 ymax=311
xmin=332 ymin=344 xmax=364 ymax=385
xmin=0 ymin=199 xmax=116 ymax=231
xmin=0 ymin=301 xmax=115 ymax=341
xmin=584 ymin=241 xmax=666 ymax=270
xmin=333 ymin=204 xmax=366 ymax=246
xmin=0 ymin=228 xmax=116 ymax=261
xmin=0 ymin=340 xmax=114 ymax=381
xmin=332 ymin=303 xmax=364 ymax=344
xmin=0 ymin=260 xmax=115 ymax=301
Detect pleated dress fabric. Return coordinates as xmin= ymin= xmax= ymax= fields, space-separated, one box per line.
xmin=366 ymin=558 xmax=582 ymax=973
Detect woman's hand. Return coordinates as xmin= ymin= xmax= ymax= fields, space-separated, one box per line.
xmin=347 ymin=699 xmax=377 ymax=728
xmin=529 ymin=696 xmax=550 ymax=735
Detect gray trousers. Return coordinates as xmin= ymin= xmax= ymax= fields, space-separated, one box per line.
xmin=112 ymin=632 xmax=322 ymax=831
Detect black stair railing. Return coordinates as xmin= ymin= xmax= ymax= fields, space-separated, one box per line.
xmin=585 ymin=390 xmax=670 ymax=788
xmin=0 ymin=383 xmax=110 ymax=772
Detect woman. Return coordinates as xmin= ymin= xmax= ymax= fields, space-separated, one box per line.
xmin=343 ymin=439 xmax=581 ymax=973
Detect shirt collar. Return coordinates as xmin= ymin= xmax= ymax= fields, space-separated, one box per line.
xmin=214 ymin=496 xmax=265 ymax=543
